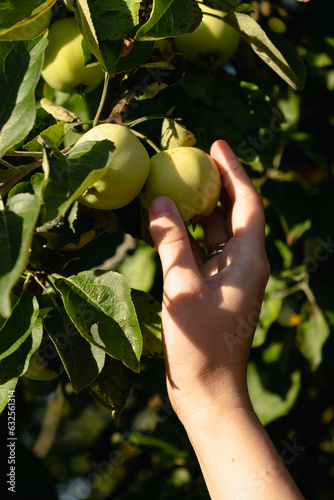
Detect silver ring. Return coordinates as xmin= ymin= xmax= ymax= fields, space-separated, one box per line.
xmin=207 ymin=242 xmax=227 ymax=259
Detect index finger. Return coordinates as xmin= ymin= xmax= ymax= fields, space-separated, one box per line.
xmin=210 ymin=140 xmax=266 ymax=245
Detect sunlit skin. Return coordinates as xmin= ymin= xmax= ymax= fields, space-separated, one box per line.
xmin=148 ymin=140 xmax=304 ymax=500
xmin=140 ymin=147 xmax=221 ymax=223
xmin=76 ymin=124 xmax=151 ymax=210
xmin=174 ymin=3 xmax=240 ymax=68
xmin=42 ymin=17 xmax=104 ymax=94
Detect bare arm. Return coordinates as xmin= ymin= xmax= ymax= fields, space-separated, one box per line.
xmin=148 ymin=140 xmax=304 ymax=500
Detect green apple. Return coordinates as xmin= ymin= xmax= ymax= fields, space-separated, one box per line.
xmin=139 ymin=147 xmax=221 ymax=223
xmin=76 ymin=124 xmax=151 ymax=210
xmin=24 ymin=336 xmax=64 ymax=381
xmin=174 ymin=3 xmax=239 ymax=68
xmin=42 ymin=17 xmax=104 ymax=94
xmin=0 ymin=8 xmax=51 ymax=40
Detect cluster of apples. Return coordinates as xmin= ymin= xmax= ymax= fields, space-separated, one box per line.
xmin=75 ymin=124 xmax=221 ymax=225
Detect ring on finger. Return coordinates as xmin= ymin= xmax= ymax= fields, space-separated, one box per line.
xmin=207 ymin=242 xmax=227 ymax=259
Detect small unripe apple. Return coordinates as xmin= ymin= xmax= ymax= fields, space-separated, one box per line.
xmin=139 ymin=147 xmax=221 ymax=223
xmin=42 ymin=17 xmax=104 ymax=94
xmin=76 ymin=124 xmax=151 ymax=210
xmin=174 ymin=3 xmax=239 ymax=69
xmin=0 ymin=8 xmax=52 ymax=40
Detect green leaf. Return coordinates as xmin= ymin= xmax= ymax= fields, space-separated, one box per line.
xmin=0 ymin=193 xmax=41 ymax=318
xmin=41 ymin=139 xmax=114 ymax=223
xmin=274 ymin=239 xmax=294 ymax=269
xmin=115 ymin=40 xmax=154 ymax=73
xmin=247 ymin=362 xmax=301 ymax=425
xmin=0 ymin=288 xmax=43 ymax=385
xmin=54 ymin=270 xmax=143 ymax=372
xmin=121 ymin=55 xmax=185 ymax=101
xmin=223 ymin=12 xmax=306 ymax=90
xmin=253 ymin=276 xmax=287 ymax=347
xmin=44 ymin=307 xmax=105 ymax=393
xmin=23 ymin=121 xmax=66 ymax=152
xmin=118 ymin=244 xmax=156 ymax=292
xmin=136 ymin=0 xmax=202 ymax=41
xmin=0 ymin=378 xmax=18 ymax=414
xmin=296 ymin=302 xmax=331 ymax=371
xmin=74 ymin=0 xmax=141 ymax=76
xmin=0 ymin=36 xmax=48 ymax=158
xmin=131 ymin=289 xmax=163 ymax=359
xmin=88 ymin=355 xmax=132 ymax=418
xmin=161 ymin=117 xmax=196 ymax=150
xmin=0 ymin=1 xmax=55 ymax=40
xmin=288 ymin=219 xmax=312 ymax=245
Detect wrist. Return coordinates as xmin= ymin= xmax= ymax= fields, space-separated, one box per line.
xmin=168 ymin=361 xmax=252 ymax=429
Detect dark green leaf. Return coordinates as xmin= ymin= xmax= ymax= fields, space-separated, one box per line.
xmin=223 ymin=12 xmax=306 ymax=90
xmin=0 ymin=36 xmax=48 ymax=157
xmin=23 ymin=121 xmax=66 ymax=152
xmin=136 ymin=0 xmax=202 ymax=41
xmin=0 ymin=1 xmax=55 ymax=40
xmin=131 ymin=289 xmax=163 ymax=359
xmin=41 ymin=139 xmax=114 ymax=223
xmin=45 ymin=307 xmax=105 ymax=393
xmin=74 ymin=0 xmax=141 ymax=76
xmin=253 ymin=276 xmax=286 ymax=347
xmin=88 ymin=355 xmax=132 ymax=418
xmin=247 ymin=362 xmax=301 ymax=425
xmin=54 ymin=270 xmax=143 ymax=372
xmin=115 ymin=40 xmax=154 ymax=73
xmin=0 ymin=193 xmax=40 ymax=318
xmin=0 ymin=288 xmax=43 ymax=385
xmin=0 ymin=378 xmax=18 ymax=414
xmin=296 ymin=302 xmax=331 ymax=371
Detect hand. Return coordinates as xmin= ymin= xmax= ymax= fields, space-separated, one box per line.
xmin=148 ymin=141 xmax=304 ymax=500
xmin=148 ymin=140 xmax=270 ymax=424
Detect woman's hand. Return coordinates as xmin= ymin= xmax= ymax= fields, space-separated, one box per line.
xmin=147 ymin=140 xmax=304 ymax=500
xmin=148 ymin=140 xmax=270 ymax=423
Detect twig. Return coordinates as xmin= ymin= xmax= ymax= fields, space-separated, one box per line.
xmin=0 ymin=158 xmax=19 ymax=171
xmin=127 ymin=115 xmax=180 ymax=128
xmin=93 ymin=72 xmax=110 ymax=128
xmin=130 ymin=129 xmax=161 ymax=153
xmin=5 ymin=150 xmax=43 ymax=158
xmin=0 ymin=146 xmax=72 ymax=198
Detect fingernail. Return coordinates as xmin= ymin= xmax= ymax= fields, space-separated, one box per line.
xmin=149 ymin=196 xmax=174 ymax=218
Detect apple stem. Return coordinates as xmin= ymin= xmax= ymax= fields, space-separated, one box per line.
xmin=131 ymin=130 xmax=161 ymax=153
xmin=93 ymin=72 xmax=110 ymax=128
xmin=128 ymin=115 xmax=180 ymax=128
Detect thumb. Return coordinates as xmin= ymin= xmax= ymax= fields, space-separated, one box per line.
xmin=148 ymin=196 xmax=201 ymax=292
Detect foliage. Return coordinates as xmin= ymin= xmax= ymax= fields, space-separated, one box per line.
xmin=0 ymin=0 xmax=333 ymax=498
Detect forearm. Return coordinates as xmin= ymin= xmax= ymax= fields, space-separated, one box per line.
xmin=183 ymin=406 xmax=304 ymax=500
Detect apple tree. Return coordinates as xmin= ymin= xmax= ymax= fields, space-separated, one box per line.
xmin=0 ymin=0 xmax=333 ymax=498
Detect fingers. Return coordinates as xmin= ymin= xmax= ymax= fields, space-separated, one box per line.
xmin=200 ymin=206 xmax=231 ymax=250
xmin=210 ymin=140 xmax=266 ymax=247
xmin=149 ymin=196 xmax=202 ymax=294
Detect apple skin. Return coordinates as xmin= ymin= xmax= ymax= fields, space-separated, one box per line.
xmin=0 ymin=8 xmax=52 ymax=40
xmin=76 ymin=124 xmax=151 ymax=210
xmin=42 ymin=17 xmax=104 ymax=94
xmin=174 ymin=3 xmax=239 ymax=69
xmin=139 ymin=147 xmax=221 ymax=223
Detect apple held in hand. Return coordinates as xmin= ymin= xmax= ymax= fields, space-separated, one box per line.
xmin=42 ymin=17 xmax=104 ymax=94
xmin=174 ymin=2 xmax=239 ymax=69
xmin=140 ymin=147 xmax=221 ymax=223
xmin=76 ymin=124 xmax=151 ymax=210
